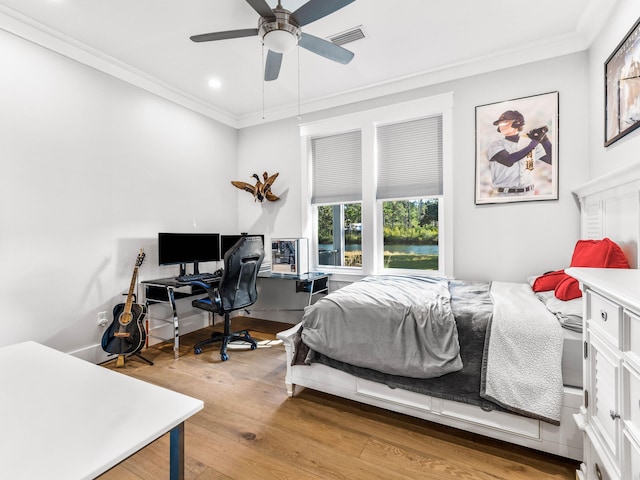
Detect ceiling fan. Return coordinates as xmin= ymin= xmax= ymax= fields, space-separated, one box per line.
xmin=190 ymin=0 xmax=356 ymax=81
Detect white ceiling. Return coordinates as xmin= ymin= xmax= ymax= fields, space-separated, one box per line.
xmin=0 ymin=0 xmax=617 ymax=128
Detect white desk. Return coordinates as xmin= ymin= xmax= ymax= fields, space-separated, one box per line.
xmin=0 ymin=341 xmax=203 ymax=479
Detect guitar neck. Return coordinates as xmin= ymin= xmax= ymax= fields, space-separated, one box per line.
xmin=123 ymin=266 xmax=139 ymax=314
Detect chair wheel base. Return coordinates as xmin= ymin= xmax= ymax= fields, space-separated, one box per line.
xmin=221 ymin=353 xmax=229 ymax=361
xmin=194 ymin=347 xmax=202 ymax=355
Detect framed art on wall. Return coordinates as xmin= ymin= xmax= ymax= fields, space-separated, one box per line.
xmin=475 ymin=91 xmax=559 ymax=205
xmin=605 ymin=17 xmax=640 ymax=147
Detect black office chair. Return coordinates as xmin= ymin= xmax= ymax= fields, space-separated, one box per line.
xmin=191 ymin=235 xmax=265 ymax=361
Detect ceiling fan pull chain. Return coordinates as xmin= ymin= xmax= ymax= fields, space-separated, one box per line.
xmin=297 ymin=44 xmax=301 ymax=121
xmin=262 ymin=43 xmax=266 ymax=120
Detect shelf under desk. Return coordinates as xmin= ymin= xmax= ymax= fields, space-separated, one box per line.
xmin=257 ymin=271 xmax=330 ymax=308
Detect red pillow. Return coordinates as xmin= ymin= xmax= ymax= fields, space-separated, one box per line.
xmin=554 ymin=275 xmax=583 ymax=301
xmin=554 ymin=238 xmax=629 ymax=300
xmin=569 ymin=238 xmax=629 ymax=269
xmin=532 ymin=270 xmax=568 ymax=292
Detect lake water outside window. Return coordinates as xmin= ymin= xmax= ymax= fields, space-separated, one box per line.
xmin=382 ymin=199 xmax=439 ymax=270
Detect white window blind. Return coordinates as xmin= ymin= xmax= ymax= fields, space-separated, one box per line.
xmin=311 ymin=130 xmax=362 ymax=204
xmin=376 ymin=115 xmax=443 ymax=199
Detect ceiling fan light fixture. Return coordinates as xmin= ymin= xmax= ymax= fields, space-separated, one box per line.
xmin=263 ymin=29 xmax=298 ymax=53
xmin=191 ymin=0 xmax=355 ymax=82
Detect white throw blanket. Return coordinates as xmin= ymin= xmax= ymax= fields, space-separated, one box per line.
xmin=482 ymin=282 xmax=564 ymax=424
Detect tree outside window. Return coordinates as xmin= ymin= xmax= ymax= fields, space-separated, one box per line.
xmin=382 ymin=198 xmax=438 ymax=270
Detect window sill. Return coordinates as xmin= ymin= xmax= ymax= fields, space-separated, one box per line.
xmin=313 ymin=268 xmax=445 ymax=285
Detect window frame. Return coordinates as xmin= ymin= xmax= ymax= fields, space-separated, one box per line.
xmin=300 ymin=93 xmax=454 ymax=279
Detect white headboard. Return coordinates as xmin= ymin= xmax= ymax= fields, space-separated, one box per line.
xmin=572 ymin=162 xmax=640 ymax=269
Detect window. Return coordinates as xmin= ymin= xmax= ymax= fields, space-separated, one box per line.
xmin=301 ymin=94 xmax=453 ymax=276
xmin=312 ymin=130 xmax=362 ymax=268
xmin=376 ymin=115 xmax=443 ymax=272
xmin=317 ymin=203 xmax=362 ymax=267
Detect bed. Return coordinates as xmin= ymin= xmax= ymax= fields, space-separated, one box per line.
xmin=276 ymin=164 xmax=640 ymax=463
xmin=278 ymin=275 xmax=584 ymax=460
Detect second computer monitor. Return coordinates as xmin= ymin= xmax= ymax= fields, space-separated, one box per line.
xmin=220 ymin=234 xmax=264 ymax=258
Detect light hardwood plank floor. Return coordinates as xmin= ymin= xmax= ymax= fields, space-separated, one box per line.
xmin=99 ymin=317 xmax=580 ymax=480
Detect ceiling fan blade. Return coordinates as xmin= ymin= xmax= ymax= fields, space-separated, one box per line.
xmin=291 ymin=0 xmax=355 ymax=27
xmin=299 ymin=33 xmax=354 ymax=64
xmin=245 ymin=0 xmax=275 ymax=19
xmin=190 ymin=28 xmax=258 ymax=43
xmin=265 ymin=50 xmax=283 ymax=81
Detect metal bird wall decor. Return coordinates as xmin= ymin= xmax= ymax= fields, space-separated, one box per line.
xmin=231 ymin=171 xmax=280 ymax=202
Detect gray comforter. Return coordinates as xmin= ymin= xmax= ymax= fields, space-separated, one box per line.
xmin=301 ymin=275 xmax=463 ymax=378
xmin=295 ymin=275 xmax=564 ymax=425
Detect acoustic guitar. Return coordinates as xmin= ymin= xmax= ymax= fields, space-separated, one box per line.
xmin=101 ymin=249 xmax=147 ymax=367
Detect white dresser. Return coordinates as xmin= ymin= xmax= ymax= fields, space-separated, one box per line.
xmin=567 ymin=267 xmax=640 ymax=480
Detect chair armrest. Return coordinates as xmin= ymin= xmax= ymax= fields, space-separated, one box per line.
xmin=190 ymin=280 xmax=213 ymax=290
xmin=190 ymin=281 xmax=222 ymax=311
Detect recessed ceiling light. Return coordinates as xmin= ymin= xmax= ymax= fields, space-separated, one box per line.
xmin=208 ymin=78 xmax=222 ymax=89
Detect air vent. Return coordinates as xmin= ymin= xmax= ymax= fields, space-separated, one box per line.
xmin=329 ymin=26 xmax=366 ymax=46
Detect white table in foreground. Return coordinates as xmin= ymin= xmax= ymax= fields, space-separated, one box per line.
xmin=0 ymin=341 xmax=203 ymax=480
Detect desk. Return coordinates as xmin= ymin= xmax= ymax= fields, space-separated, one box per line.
xmin=257 ymin=271 xmax=330 ymax=307
xmin=143 ymin=277 xmax=219 ymax=359
xmin=143 ymin=273 xmax=329 ymax=354
xmin=0 ymin=341 xmax=203 ymax=480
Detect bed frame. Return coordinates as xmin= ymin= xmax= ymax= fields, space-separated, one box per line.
xmin=278 ymin=323 xmax=583 ymax=459
xmin=277 ymin=162 xmax=640 ymax=462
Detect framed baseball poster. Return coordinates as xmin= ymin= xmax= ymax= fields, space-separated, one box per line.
xmin=605 ymin=16 xmax=640 ymax=147
xmin=475 ymin=91 xmax=559 ymax=205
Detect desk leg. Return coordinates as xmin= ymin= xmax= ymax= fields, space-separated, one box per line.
xmin=167 ymin=287 xmax=180 ymax=359
xmin=307 ymin=279 xmax=315 ymax=306
xmin=169 ymin=422 xmax=185 ymax=480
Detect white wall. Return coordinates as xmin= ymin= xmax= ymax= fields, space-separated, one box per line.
xmin=587 ymin=0 xmax=640 ymax=178
xmin=448 ymin=54 xmax=589 ymax=282
xmin=237 ymin=52 xmax=589 ymax=286
xmin=0 ymin=29 xmax=238 ymax=360
xmin=236 ymin=117 xmax=304 ymax=238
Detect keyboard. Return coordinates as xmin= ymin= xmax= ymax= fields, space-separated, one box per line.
xmin=176 ymin=273 xmax=220 ymax=283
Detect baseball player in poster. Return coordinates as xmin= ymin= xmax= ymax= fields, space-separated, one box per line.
xmin=486 ymin=110 xmax=552 ymax=196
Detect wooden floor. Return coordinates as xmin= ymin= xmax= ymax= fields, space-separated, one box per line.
xmin=99 ymin=317 xmax=580 ymax=480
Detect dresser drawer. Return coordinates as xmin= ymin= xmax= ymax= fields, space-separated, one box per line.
xmin=588 ymin=290 xmax=621 ymax=348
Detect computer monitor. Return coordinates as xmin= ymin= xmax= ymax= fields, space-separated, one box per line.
xmin=158 ymin=232 xmax=220 ymax=275
xmin=220 ymin=234 xmax=264 ymax=259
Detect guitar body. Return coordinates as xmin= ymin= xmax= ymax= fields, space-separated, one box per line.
xmin=101 ymin=302 xmax=147 ymax=355
xmin=101 ymin=249 xmax=147 ymax=363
